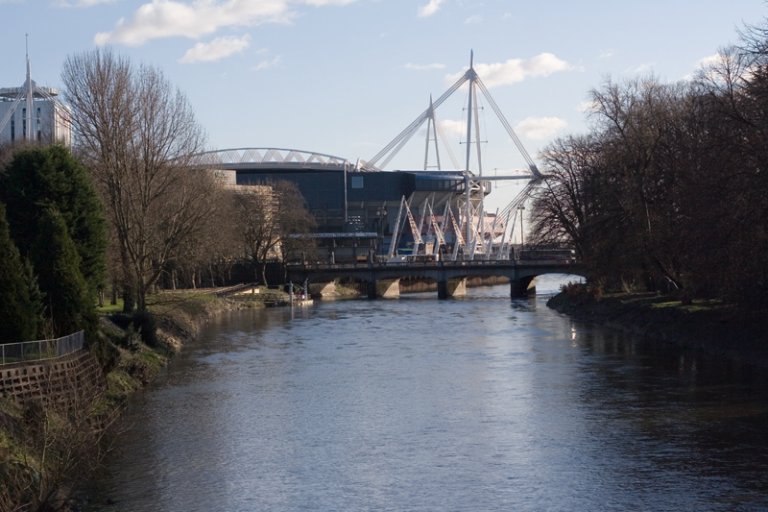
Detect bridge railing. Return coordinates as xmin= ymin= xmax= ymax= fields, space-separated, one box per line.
xmin=0 ymin=331 xmax=85 ymax=366
xmin=288 ymin=258 xmax=577 ymax=271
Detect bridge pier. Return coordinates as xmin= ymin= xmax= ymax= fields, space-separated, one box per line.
xmin=310 ymin=280 xmax=339 ymax=299
xmin=510 ymin=276 xmax=536 ymax=298
xmin=437 ymin=277 xmax=467 ymax=299
xmin=369 ymin=278 xmax=400 ymax=299
xmin=378 ymin=278 xmax=401 ymax=299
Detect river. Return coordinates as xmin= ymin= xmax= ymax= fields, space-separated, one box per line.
xmin=84 ymin=280 xmax=768 ymax=511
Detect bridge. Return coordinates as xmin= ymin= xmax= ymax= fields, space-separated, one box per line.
xmin=286 ymin=258 xmax=584 ymax=300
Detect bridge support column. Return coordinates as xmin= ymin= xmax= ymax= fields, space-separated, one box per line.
xmin=375 ymin=278 xmax=400 ymax=299
xmin=437 ymin=277 xmax=467 ymax=299
xmin=511 ymin=276 xmax=535 ymax=298
xmin=310 ymin=280 xmax=338 ymax=299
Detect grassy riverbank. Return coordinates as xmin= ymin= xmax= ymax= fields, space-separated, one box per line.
xmin=102 ymin=286 xmax=292 ymax=403
xmin=1 ymin=286 xmax=290 ymax=511
xmin=548 ymin=285 xmax=768 ymax=369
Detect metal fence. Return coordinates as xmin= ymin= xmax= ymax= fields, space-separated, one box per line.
xmin=0 ymin=330 xmax=85 ymax=366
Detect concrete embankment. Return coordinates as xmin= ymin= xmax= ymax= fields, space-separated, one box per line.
xmin=547 ymin=291 xmax=768 ymax=369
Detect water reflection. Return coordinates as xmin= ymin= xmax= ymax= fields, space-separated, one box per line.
xmin=85 ymin=286 xmax=768 ymax=512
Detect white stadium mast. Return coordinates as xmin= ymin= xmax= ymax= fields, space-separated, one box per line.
xmin=367 ymin=51 xmax=543 ymax=260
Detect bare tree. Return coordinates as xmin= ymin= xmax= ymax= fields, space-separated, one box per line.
xmin=586 ymin=77 xmax=696 ymax=290
xmin=167 ymin=175 xmax=239 ymax=289
xmin=695 ymin=41 xmax=768 ymax=307
xmin=62 ymin=49 xmax=215 ymax=311
xmin=529 ymin=134 xmax=601 ymax=254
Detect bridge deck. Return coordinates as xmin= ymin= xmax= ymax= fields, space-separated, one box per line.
xmin=287 ymin=259 xmax=583 ymax=294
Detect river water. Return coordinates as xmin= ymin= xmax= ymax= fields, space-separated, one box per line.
xmin=84 ymin=281 xmax=768 ymax=511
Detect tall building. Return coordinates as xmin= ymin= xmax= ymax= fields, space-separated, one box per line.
xmin=0 ymin=86 xmax=71 ymax=147
xmin=0 ymin=44 xmax=71 ymax=147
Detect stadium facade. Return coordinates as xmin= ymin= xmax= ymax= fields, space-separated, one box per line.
xmin=197 ymin=148 xmax=490 ymax=263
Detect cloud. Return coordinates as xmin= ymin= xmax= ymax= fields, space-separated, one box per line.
xmin=179 ymin=34 xmax=250 ymax=63
xmin=576 ymin=100 xmax=597 ymax=113
xmin=254 ymin=55 xmax=282 ymax=71
xmin=464 ymin=14 xmax=482 ymax=24
xmin=55 ymin=0 xmax=115 ymax=6
xmin=95 ymin=0 xmax=358 ymax=47
xmin=405 ymin=62 xmax=446 ymax=71
xmin=418 ymin=0 xmax=444 ymax=17
xmin=684 ymin=52 xmax=740 ymax=82
xmin=446 ymin=53 xmax=573 ymax=88
xmin=625 ymin=62 xmax=655 ymax=75
xmin=696 ymin=53 xmax=722 ymax=69
xmin=599 ymin=49 xmax=615 ymax=59
xmin=438 ymin=119 xmax=466 ymax=139
xmin=304 ymin=0 xmax=356 ymax=4
xmin=514 ymin=116 xmax=567 ymax=140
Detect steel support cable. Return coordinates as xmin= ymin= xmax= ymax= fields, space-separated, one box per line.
xmin=496 ymin=180 xmax=536 ymax=232
xmin=507 ymin=181 xmax=536 ymax=243
xmin=370 ymin=112 xmax=422 ymax=166
xmin=368 ymin=71 xmax=471 ymax=168
xmin=434 ymin=116 xmax=462 ymax=169
xmin=475 ymin=79 xmax=542 ymax=178
xmin=475 ymin=78 xmax=531 ymax=166
xmin=507 ymin=183 xmax=533 ymax=221
xmin=380 ymin=123 xmax=426 ymax=169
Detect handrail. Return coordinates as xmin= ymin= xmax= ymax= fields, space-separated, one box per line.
xmin=0 ymin=330 xmax=85 ymax=366
xmin=287 ymin=258 xmax=578 ymax=271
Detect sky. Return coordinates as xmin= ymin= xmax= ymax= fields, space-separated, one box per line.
xmin=1 ymin=0 xmax=767 ymax=211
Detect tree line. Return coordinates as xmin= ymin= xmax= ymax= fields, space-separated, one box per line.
xmin=61 ymin=49 xmax=315 ymax=315
xmin=0 ymin=49 xmax=315 ymax=344
xmin=529 ymin=20 xmax=768 ymax=311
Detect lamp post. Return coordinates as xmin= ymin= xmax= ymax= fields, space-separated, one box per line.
xmin=518 ymin=205 xmax=525 ymax=249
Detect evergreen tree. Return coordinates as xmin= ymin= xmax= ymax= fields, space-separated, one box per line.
xmin=0 ymin=145 xmax=107 ymax=298
xmin=31 ymin=207 xmax=94 ymax=337
xmin=22 ymin=257 xmax=45 ymax=333
xmin=0 ymin=203 xmax=42 ymax=343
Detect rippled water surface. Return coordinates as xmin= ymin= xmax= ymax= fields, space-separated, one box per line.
xmin=85 ymin=284 xmax=768 ymax=511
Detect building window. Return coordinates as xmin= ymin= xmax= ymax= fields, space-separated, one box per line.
xmin=351 ymin=176 xmax=364 ymax=189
